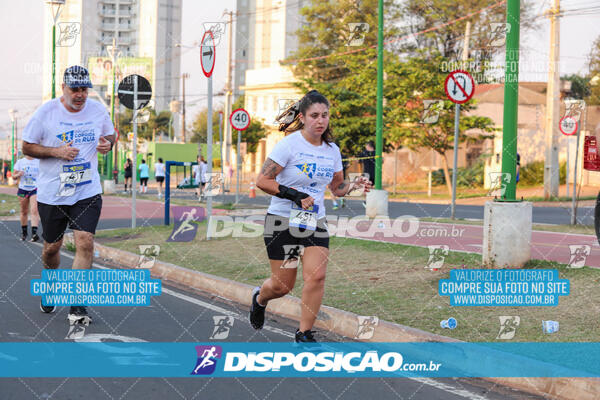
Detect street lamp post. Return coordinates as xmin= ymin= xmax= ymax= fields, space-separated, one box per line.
xmin=8 ymin=109 xmax=18 ymax=174
xmin=46 ymin=0 xmax=65 ymax=99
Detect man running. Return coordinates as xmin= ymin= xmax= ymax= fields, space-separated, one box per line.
xmin=13 ymin=155 xmax=40 ymax=242
xmin=22 ymin=65 xmax=115 ymax=322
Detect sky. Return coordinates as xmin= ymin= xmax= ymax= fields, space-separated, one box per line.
xmin=0 ymin=0 xmax=598 ymax=138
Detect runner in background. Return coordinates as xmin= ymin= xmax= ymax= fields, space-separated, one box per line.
xmin=194 ymin=156 xmax=207 ymax=199
xmin=13 ymin=155 xmax=40 ymax=242
xmin=139 ymin=159 xmax=149 ymax=194
xmin=332 ymin=145 xmax=349 ymax=210
xmin=154 ymin=157 xmax=165 ymax=198
xmin=123 ymin=158 xmax=132 ymax=193
xmin=359 ymin=141 xmax=376 ymax=184
xmin=22 ymin=65 xmax=115 ymax=322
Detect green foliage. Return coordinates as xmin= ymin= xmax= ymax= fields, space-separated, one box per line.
xmin=190 ymin=107 xmax=222 ymax=144
xmin=431 ymin=158 xmax=486 ymax=188
xmin=588 ymin=36 xmax=600 ymax=105
xmin=288 ymin=0 xmax=496 ymax=196
xmin=519 ymin=160 xmax=566 ymax=186
xmin=562 ymin=74 xmax=591 ymax=100
xmin=288 ymin=0 xmax=403 ymax=155
xmin=118 ymin=108 xmax=172 ymax=141
xmin=401 ymin=0 xmax=538 ymax=61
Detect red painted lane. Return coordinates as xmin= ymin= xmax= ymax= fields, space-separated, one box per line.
xmin=334 ymin=220 xmax=600 ymax=267
xmin=100 ymin=195 xmax=228 ymax=220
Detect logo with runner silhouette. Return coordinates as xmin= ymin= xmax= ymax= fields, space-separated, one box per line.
xmin=191 ymin=345 xmax=222 ymax=375
xmin=295 ymin=163 xmax=316 ymax=179
xmin=209 ymin=316 xmax=234 ymax=340
xmin=167 ymin=207 xmax=205 ymax=242
xmin=56 ymin=130 xmax=74 ymax=143
xmin=496 ymin=316 xmax=520 ymax=340
xmin=568 ymin=245 xmax=590 ymax=268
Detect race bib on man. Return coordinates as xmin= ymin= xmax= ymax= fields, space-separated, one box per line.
xmin=289 ymin=204 xmax=319 ymax=231
xmin=57 ymin=162 xmax=92 ymax=196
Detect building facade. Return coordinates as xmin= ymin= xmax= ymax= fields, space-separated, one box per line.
xmin=42 ymin=0 xmax=181 ymax=111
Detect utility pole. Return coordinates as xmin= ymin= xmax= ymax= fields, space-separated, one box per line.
xmin=544 ymin=0 xmax=561 ymax=199
xmin=223 ymin=10 xmax=234 ymax=165
xmin=107 ymin=39 xmax=120 ymax=180
xmin=181 ymin=73 xmax=189 ymax=142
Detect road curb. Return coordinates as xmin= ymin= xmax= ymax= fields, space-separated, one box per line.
xmin=66 ymin=235 xmax=600 ymax=400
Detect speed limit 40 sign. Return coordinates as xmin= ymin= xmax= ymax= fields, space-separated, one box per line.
xmin=560 ymin=116 xmax=578 ymax=136
xmin=230 ymin=108 xmax=251 ymax=131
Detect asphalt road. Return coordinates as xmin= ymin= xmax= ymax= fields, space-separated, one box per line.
xmin=0 ymin=219 xmax=544 ymax=400
xmin=169 ymin=192 xmax=596 ymax=226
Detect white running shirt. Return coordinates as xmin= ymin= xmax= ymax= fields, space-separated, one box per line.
xmin=14 ymin=157 xmax=40 ymax=191
xmin=154 ymin=162 xmax=165 ymax=177
xmin=22 ymin=98 xmax=114 ymax=205
xmin=267 ymin=131 xmax=343 ymax=219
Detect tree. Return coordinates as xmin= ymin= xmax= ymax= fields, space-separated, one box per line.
xmin=118 ymin=107 xmax=171 ymax=142
xmin=385 ymin=54 xmax=496 ymax=195
xmin=588 ymin=36 xmax=600 ymax=105
xmin=401 ymin=0 xmax=538 ymax=65
xmin=190 ymin=107 xmax=222 ymax=144
xmin=287 ymin=0 xmax=402 ymax=156
xmin=562 ymin=74 xmax=591 ymax=101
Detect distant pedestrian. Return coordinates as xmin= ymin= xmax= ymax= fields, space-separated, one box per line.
xmin=359 ymin=141 xmax=376 ymax=184
xmin=123 ymin=158 xmax=132 ymax=193
xmin=154 ymin=157 xmax=165 ymax=198
xmin=139 ymin=159 xmax=149 ymax=193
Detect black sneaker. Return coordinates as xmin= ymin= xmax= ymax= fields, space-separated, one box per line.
xmin=68 ymin=306 xmax=92 ymax=324
xmin=249 ymin=287 xmax=266 ymax=330
xmin=295 ymin=329 xmax=317 ymax=343
xmin=20 ymin=233 xmax=27 ymax=241
xmin=40 ymin=299 xmax=56 ymax=314
xmin=30 ymin=234 xmax=40 ymax=242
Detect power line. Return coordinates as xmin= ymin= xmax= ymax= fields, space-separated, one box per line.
xmin=282 ymin=0 xmax=507 ymax=64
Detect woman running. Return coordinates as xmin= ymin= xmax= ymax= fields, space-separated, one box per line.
xmin=250 ymin=90 xmax=371 ymax=342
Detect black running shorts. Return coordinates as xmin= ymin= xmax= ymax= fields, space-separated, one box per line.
xmin=263 ymin=213 xmax=329 ymax=260
xmin=37 ymin=194 xmax=103 ymax=243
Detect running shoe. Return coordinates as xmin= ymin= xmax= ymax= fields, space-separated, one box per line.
xmin=20 ymin=233 xmax=27 ymax=241
xmin=68 ymin=306 xmax=92 ymax=324
xmin=30 ymin=234 xmax=40 ymax=242
xmin=295 ymin=329 xmax=317 ymax=343
xmin=332 ymin=204 xmax=339 ymax=210
xmin=249 ymin=287 xmax=266 ymax=330
xmin=40 ymin=298 xmax=56 ymax=314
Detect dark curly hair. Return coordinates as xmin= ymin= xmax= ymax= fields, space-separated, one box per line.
xmin=274 ymin=90 xmax=333 ymax=145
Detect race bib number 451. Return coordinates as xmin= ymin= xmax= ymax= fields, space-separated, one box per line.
xmin=289 ymin=204 xmax=319 ymax=231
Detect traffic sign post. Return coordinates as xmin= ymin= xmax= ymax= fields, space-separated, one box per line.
xmin=200 ymin=31 xmax=216 ymax=238
xmin=444 ymin=70 xmax=475 ymax=219
xmin=118 ymin=74 xmax=152 ymax=229
xmin=229 ymin=108 xmax=251 ymax=204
